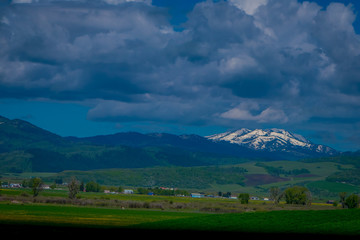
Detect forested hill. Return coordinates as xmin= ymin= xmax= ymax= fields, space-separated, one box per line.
xmin=0 ymin=115 xmax=254 ymax=173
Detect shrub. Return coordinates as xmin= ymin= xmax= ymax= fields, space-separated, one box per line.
xmin=283 ymin=186 xmax=312 ymax=205
xmin=238 ymin=193 xmax=250 ymax=204
xmin=345 ymin=194 xmax=359 ymax=209
xmin=85 ymin=181 xmax=101 ymax=192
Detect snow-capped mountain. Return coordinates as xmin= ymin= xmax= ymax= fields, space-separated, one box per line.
xmin=206 ymin=128 xmax=338 ymax=156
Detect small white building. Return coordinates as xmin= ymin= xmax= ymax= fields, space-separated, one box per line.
xmin=123 ymin=189 xmax=134 ymax=194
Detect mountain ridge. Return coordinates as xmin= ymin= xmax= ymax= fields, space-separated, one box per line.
xmin=206 ymin=128 xmax=338 ymax=156
xmin=0 ymin=115 xmax=342 ymax=173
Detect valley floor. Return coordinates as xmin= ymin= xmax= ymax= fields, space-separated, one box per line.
xmin=1 ymin=188 xmax=358 ymax=238
xmin=0 ymin=200 xmax=358 ymax=238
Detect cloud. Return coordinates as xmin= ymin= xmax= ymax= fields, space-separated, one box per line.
xmin=219 ymin=101 xmax=288 ymax=123
xmin=103 ymin=0 xmax=152 ymax=5
xmin=229 ymin=0 xmax=268 ymax=15
xmin=1 ymin=0 xmax=360 ymax=146
xmin=221 ymin=107 xmax=288 ymax=123
xmin=11 ymin=0 xmax=37 ymax=3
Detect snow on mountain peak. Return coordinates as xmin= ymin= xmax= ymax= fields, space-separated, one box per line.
xmin=206 ymin=128 xmax=336 ymax=155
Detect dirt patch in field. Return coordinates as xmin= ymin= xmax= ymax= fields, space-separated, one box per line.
xmin=244 ymin=174 xmax=290 ymax=186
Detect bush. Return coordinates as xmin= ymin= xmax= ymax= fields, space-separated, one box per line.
xmin=284 ymin=186 xmax=312 ymax=205
xmin=85 ymin=181 xmax=101 ymax=192
xmin=238 ymin=193 xmax=249 ymax=204
xmin=345 ymin=194 xmax=359 ymax=209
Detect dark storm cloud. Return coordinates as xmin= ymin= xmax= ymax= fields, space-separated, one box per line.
xmin=1 ymin=0 xmax=360 ymax=146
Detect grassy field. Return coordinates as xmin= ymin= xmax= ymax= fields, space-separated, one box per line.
xmin=0 ymin=200 xmax=359 ymax=237
xmin=0 ymin=202 xmax=200 ymax=228
xmin=134 ymin=208 xmax=360 ymax=236
xmin=0 ymin=188 xmax=359 ymax=236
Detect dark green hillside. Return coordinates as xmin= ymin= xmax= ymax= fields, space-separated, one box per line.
xmin=44 ymin=165 xmax=248 ymax=189
xmin=0 ymin=145 xmax=248 ymax=173
xmin=302 ymin=153 xmax=360 ymax=187
xmin=302 ymin=152 xmax=360 ymax=168
xmin=0 ymin=115 xmax=256 ymax=173
xmin=38 ymin=160 xmax=359 ymax=198
xmin=0 ymin=116 xmax=69 ymax=152
xmin=326 ymin=169 xmax=360 ymax=185
xmin=0 ymin=116 xmax=248 ymax=172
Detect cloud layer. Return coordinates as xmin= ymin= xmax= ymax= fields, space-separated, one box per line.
xmin=1 ymin=0 xmax=360 ymax=149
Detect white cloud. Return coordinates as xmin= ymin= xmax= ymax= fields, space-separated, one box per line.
xmin=220 ymin=102 xmax=288 ymax=123
xmin=11 ymin=0 xmax=37 ymax=3
xmin=219 ymin=56 xmax=257 ymax=75
xmin=229 ymin=0 xmax=268 ymax=15
xmin=103 ymin=0 xmax=151 ymax=5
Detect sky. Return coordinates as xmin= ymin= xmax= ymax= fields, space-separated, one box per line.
xmin=1 ymin=0 xmax=360 ymax=152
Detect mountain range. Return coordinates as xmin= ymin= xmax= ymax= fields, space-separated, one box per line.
xmin=0 ymin=115 xmax=341 ymax=173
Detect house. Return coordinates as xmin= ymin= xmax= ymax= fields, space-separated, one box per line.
xmin=191 ymin=193 xmax=204 ymax=198
xmin=123 ymin=189 xmax=134 ymax=194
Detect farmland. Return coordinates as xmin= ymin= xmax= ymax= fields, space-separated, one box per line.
xmin=1 ymin=159 xmax=360 ymax=237
xmin=1 ymin=187 xmax=360 ymax=237
xmin=8 ymin=160 xmax=356 ymax=201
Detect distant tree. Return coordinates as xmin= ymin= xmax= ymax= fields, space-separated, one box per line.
xmin=137 ymin=187 xmax=148 ymax=194
xmin=345 ymin=194 xmax=359 ymax=209
xmin=85 ymin=181 xmax=101 ymax=192
xmin=68 ymin=177 xmax=79 ymax=199
xmin=269 ymin=187 xmax=282 ymax=204
xmin=283 ymin=186 xmax=312 ymax=205
xmin=31 ymin=177 xmax=43 ymax=197
xmin=22 ymin=179 xmax=29 ymax=188
xmin=118 ymin=186 xmax=123 ymax=193
xmin=79 ymin=181 xmax=85 ymax=192
xmin=238 ymin=193 xmax=250 ymax=204
xmin=339 ymin=192 xmax=347 ymax=208
xmin=222 ymin=192 xmax=232 ymax=198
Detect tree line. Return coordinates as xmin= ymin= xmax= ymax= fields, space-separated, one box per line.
xmin=238 ymin=185 xmax=360 ymax=209
xmin=136 ymin=187 xmax=189 ymax=196
xmin=255 ymin=163 xmax=310 ymax=177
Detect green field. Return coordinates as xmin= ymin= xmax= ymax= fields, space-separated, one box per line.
xmin=0 ymin=202 xmax=200 ymax=229
xmin=0 ymin=201 xmax=359 ymax=237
